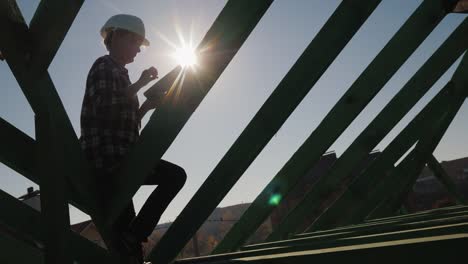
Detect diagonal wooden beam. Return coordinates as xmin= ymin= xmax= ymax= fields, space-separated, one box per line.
xmin=263 ymin=0 xmax=451 ymax=242
xmin=143 ymin=1 xmax=382 ymax=262
xmin=311 ymin=52 xmax=468 ymax=229
xmin=0 ymin=117 xmax=101 ymax=226
xmin=215 ymin=13 xmax=468 ymax=252
xmin=35 ymin=112 xmax=73 ymax=264
xmin=0 ymin=117 xmax=36 ymax=180
xmin=0 ymin=0 xmax=40 ymax=112
xmin=0 ymin=189 xmax=41 ymax=243
xmin=359 ymin=52 xmax=468 ymax=221
xmin=271 ymin=83 xmax=449 ymax=238
xmin=427 ymin=155 xmax=467 ymax=204
xmin=368 ymin=96 xmax=465 ymax=219
xmin=0 ymin=0 xmax=119 ymax=253
xmin=0 ymin=232 xmax=43 ymax=264
xmin=302 ymin=19 xmax=468 ymax=233
xmin=0 ymin=189 xmax=113 ymax=264
xmin=28 ymin=0 xmax=85 ymax=73
xmin=0 ymin=0 xmax=101 ymax=218
xmin=306 ymin=55 xmax=468 ymax=232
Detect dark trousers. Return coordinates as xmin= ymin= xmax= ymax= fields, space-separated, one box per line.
xmin=109 ymin=159 xmax=187 ymax=242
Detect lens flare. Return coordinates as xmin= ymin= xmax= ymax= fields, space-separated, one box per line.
xmin=172 ymin=44 xmax=197 ymax=67
xmin=268 ymin=194 xmax=282 ymax=206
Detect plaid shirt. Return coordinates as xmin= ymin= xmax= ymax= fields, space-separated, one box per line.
xmin=80 ymin=55 xmax=140 ymax=174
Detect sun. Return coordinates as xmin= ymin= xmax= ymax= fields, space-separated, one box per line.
xmin=172 ymin=44 xmax=198 ymax=67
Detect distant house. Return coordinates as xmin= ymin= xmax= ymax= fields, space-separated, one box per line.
xmin=405 ymin=157 xmax=468 ymax=212
xmin=71 ymin=220 xmax=106 ymax=248
xmin=18 ymin=187 xmax=41 ymax=211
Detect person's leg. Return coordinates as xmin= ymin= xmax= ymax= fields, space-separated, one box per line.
xmin=96 ymin=172 xmax=136 ymax=253
xmin=105 ymin=180 xmax=143 ymax=263
xmin=113 ymin=203 xmax=136 ymax=233
xmin=111 ymin=203 xmax=138 ymax=253
xmin=130 ymin=160 xmax=187 ymax=242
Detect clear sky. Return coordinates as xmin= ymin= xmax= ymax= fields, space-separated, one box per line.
xmin=1 ymin=0 xmax=467 ymax=225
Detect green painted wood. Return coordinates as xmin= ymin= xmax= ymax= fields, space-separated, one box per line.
xmin=0 ymin=189 xmax=42 ymax=242
xmin=0 ymin=0 xmax=125 ymax=256
xmin=294 ymin=207 xmax=468 ymax=240
xmin=182 ymin=221 xmax=468 ymax=263
xmin=265 ymin=0 xmax=450 ymax=242
xmin=0 ymin=118 xmax=36 ymax=180
xmin=35 ymin=113 xmax=73 ymax=264
xmin=0 ymin=233 xmax=43 ymax=264
xmin=0 ymin=2 xmax=113 ymax=249
xmin=145 ymin=1 xmax=382 ymax=262
xmin=1 ymin=0 xmax=466 ymax=262
xmin=304 ymin=61 xmax=468 ymax=233
xmin=227 ymin=217 xmax=468 ymax=260
xmin=363 ymin=205 xmax=468 ymax=224
xmin=0 ymin=0 xmax=193 ymax=257
xmin=306 ymin=99 xmax=450 ymax=232
xmin=299 ymin=16 xmax=468 ymax=232
xmin=0 ymin=189 xmax=113 ymax=264
xmin=427 ymin=155 xmax=467 ymax=204
xmin=302 ymin=15 xmax=468 ymax=237
xmin=367 ymin=103 xmax=465 ymax=219
xmin=296 ymin=206 xmax=468 ymax=238
xmin=108 ymin=0 xmax=273 ymax=229
xmin=28 ymin=0 xmax=84 ymax=73
xmin=299 ymin=87 xmax=450 ymax=231
xmin=0 ymin=0 xmax=42 ymax=112
xmin=335 ymin=89 xmax=466 ymax=225
xmin=0 ymin=117 xmax=103 ymax=241
xmin=242 ymin=214 xmax=468 ymax=252
xmin=0 ymin=0 xmax=99 ymax=217
xmin=211 ymin=0 xmax=385 ymax=254
xmin=365 ymin=53 xmax=468 ymax=219
xmin=178 ymin=228 xmax=468 ymax=264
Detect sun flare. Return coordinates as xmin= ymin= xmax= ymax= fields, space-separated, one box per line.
xmin=172 ymin=44 xmax=198 ymax=67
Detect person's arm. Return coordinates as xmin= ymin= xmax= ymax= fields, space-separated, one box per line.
xmin=127 ymin=66 xmax=159 ymax=97
xmin=137 ymin=96 xmax=165 ymax=122
xmin=126 ymin=80 xmax=144 ymax=97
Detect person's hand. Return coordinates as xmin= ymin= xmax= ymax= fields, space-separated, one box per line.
xmin=138 ymin=66 xmax=158 ymax=87
xmin=140 ymin=96 xmax=161 ymax=116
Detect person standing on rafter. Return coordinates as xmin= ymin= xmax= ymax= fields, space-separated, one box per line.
xmin=79 ymin=14 xmax=187 ymax=263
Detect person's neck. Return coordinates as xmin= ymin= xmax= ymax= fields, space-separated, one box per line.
xmin=109 ymin=52 xmax=126 ymax=67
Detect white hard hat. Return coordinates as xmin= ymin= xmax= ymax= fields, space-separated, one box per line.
xmin=100 ymin=14 xmax=150 ymax=46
